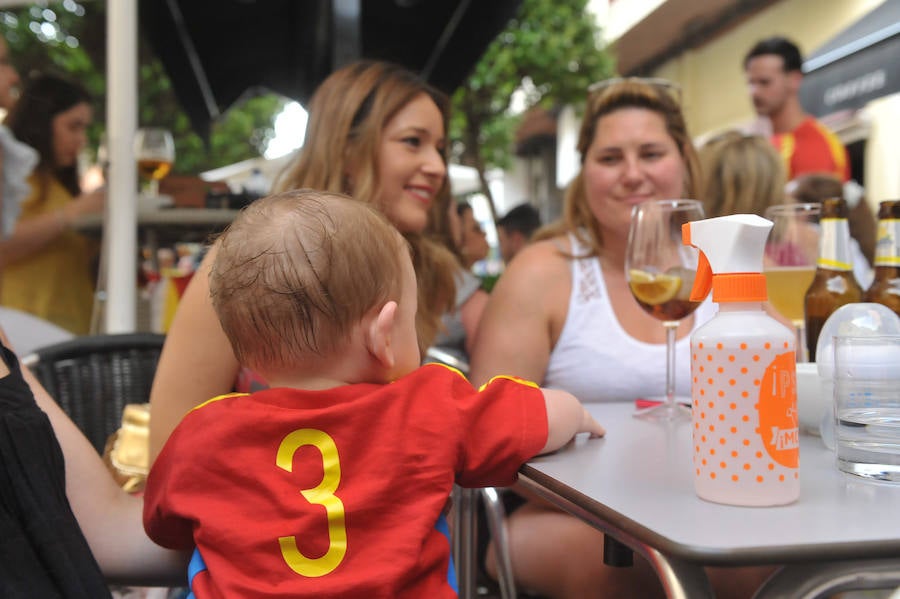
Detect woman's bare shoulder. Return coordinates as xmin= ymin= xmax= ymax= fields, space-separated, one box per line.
xmin=504 ymin=236 xmax=572 ymax=281
xmin=488 ymin=235 xmax=572 ymax=317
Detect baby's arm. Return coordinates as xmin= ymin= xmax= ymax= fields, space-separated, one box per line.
xmin=540 ymin=388 xmax=605 ymax=454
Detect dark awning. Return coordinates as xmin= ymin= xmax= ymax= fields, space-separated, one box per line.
xmin=138 ymin=0 xmax=522 ymax=138
xmin=799 ymin=0 xmax=900 ymax=118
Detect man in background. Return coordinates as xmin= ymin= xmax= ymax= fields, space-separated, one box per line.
xmin=743 ymin=36 xmax=850 ymax=182
xmin=496 ymin=203 xmax=541 ymax=264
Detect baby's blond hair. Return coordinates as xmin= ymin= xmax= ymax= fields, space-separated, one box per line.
xmin=210 ymin=189 xmax=406 ymax=374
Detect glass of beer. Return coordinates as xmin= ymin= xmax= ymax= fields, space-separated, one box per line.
xmin=134 ymin=127 xmax=175 ymax=197
xmin=625 ymin=199 xmax=705 ymax=421
xmin=764 ymin=202 xmax=820 ymax=362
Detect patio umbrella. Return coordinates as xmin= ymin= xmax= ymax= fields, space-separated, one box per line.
xmin=139 ymin=0 xmax=523 ymax=138
xmin=110 ymin=0 xmax=520 ymax=333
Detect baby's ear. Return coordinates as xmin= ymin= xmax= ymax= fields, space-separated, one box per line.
xmin=366 ymin=300 xmax=398 ymax=369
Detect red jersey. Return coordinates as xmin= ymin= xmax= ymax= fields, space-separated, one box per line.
xmin=771 ymin=116 xmax=850 ymax=182
xmin=144 ymin=364 xmax=548 ymax=598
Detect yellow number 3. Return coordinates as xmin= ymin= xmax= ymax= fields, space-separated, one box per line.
xmin=276 ymin=429 xmax=347 ymax=577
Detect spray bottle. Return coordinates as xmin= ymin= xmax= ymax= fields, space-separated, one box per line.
xmin=683 ymin=214 xmax=799 ymax=506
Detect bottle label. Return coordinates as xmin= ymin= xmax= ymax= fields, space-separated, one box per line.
xmin=758 ymin=352 xmax=799 ymax=467
xmin=874 ymin=218 xmax=900 ymax=267
xmin=817 ymin=218 xmax=853 ymax=271
xmin=691 ymin=339 xmax=799 ymax=505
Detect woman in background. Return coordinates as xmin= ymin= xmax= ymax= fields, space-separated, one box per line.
xmin=428 ymin=194 xmax=489 ymax=364
xmin=789 ymin=172 xmax=875 ymax=286
xmin=698 ymin=130 xmax=785 ymax=217
xmin=457 ymin=200 xmax=490 ymax=269
xmin=0 ymin=73 xmax=104 ymax=334
xmin=0 ymin=35 xmax=37 ymax=241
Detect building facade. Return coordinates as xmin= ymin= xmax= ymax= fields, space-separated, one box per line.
xmin=596 ymin=0 xmax=899 ymax=204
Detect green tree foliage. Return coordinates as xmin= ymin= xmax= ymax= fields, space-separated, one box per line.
xmin=451 ymin=0 xmax=614 ymax=216
xmin=0 ymin=1 xmax=282 ymax=175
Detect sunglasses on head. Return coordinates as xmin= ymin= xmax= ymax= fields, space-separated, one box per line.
xmin=702 ymin=129 xmax=764 ymax=147
xmin=587 ymin=77 xmax=682 ymax=105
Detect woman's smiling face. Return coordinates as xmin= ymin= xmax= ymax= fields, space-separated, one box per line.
xmin=582 ymin=107 xmax=685 ymax=241
xmin=367 ymin=93 xmax=447 ymax=235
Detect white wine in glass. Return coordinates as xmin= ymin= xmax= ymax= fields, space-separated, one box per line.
xmin=625 ymin=199 xmax=705 ymax=421
xmin=134 ymin=127 xmax=175 ymax=196
xmin=763 ymin=202 xmax=820 ymax=362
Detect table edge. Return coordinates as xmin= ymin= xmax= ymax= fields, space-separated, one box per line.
xmin=517 ymin=464 xmax=900 ymax=566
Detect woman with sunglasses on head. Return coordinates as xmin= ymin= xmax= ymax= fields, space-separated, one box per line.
xmin=469 ymin=79 xmax=770 ymax=598
xmin=149 ymin=60 xmax=464 ymax=460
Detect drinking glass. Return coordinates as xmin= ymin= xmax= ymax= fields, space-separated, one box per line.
xmin=134 ymin=128 xmax=175 ymax=196
xmin=833 ymin=334 xmax=900 ymax=482
xmin=763 ymin=203 xmax=820 ymax=362
xmin=625 ymin=199 xmax=705 ymax=421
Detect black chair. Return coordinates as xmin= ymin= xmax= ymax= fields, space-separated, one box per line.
xmin=21 ymin=333 xmax=166 ymax=455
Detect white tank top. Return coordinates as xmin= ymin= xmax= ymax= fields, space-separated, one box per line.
xmin=543 ymin=234 xmax=717 ymax=403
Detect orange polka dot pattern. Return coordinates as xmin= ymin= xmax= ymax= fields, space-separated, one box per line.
xmin=691 ymin=337 xmax=799 ymax=506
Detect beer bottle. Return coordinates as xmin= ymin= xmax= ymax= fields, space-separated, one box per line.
xmin=804 ymin=198 xmax=863 ymax=361
xmin=863 ymin=200 xmax=900 ymax=317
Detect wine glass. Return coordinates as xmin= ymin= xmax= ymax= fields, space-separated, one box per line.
xmin=134 ymin=127 xmax=175 ymax=197
xmin=763 ymin=202 xmax=821 ymax=362
xmin=625 ymin=199 xmax=705 ymax=421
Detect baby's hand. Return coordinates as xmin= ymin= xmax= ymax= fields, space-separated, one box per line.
xmin=580 ymin=406 xmax=605 ymax=438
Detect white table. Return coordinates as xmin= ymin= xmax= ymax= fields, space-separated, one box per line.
xmin=75 ymin=207 xmax=239 ymax=246
xmin=518 ymin=403 xmax=900 ymax=599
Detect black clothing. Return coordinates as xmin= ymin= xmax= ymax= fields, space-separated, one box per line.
xmin=0 ymin=344 xmax=110 ymax=598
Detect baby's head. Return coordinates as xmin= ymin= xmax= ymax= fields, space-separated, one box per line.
xmin=210 ymin=189 xmax=419 ymax=382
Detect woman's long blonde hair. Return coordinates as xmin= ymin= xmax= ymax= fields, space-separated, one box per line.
xmin=273 ymin=61 xmax=456 ymax=349
xmin=699 ymin=130 xmax=786 ymax=217
xmin=536 ymin=79 xmax=701 ymax=257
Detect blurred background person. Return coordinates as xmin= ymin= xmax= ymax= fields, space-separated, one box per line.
xmin=0 ymin=73 xmax=105 ymax=334
xmin=0 ymin=35 xmax=37 ymax=240
xmin=495 ymin=202 xmax=541 ymax=264
xmin=456 ymin=200 xmax=489 ymax=269
xmin=0 ymin=35 xmax=70 ymax=354
xmin=696 ymin=129 xmax=793 ymax=334
xmin=698 ymin=130 xmax=785 ymax=218
xmin=429 ymin=192 xmax=488 ymax=365
xmin=743 ymin=36 xmax=850 ymax=183
xmin=788 ymin=172 xmax=875 ymax=287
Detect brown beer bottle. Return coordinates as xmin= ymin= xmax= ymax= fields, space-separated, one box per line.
xmin=804 ymin=198 xmax=863 ymax=361
xmin=863 ymin=200 xmax=900 ymax=317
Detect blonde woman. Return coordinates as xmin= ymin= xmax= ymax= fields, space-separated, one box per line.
xmin=150 ymin=61 xmax=464 ymax=460
xmin=470 ymin=79 xmax=771 ymax=598
xmin=698 ymin=130 xmax=786 ymax=217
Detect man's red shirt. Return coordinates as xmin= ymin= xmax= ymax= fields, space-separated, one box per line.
xmin=771 ymin=116 xmax=850 ymax=182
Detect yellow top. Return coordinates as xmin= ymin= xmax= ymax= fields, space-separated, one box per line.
xmin=1 ymin=174 xmax=98 ymax=334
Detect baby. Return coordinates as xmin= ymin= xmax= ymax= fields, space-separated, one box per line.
xmin=143 ymin=189 xmax=603 ymax=597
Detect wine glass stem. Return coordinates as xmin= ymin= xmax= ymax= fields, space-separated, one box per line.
xmin=664 ymin=320 xmax=678 ymax=408
xmin=149 ymin=179 xmax=159 ymax=196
